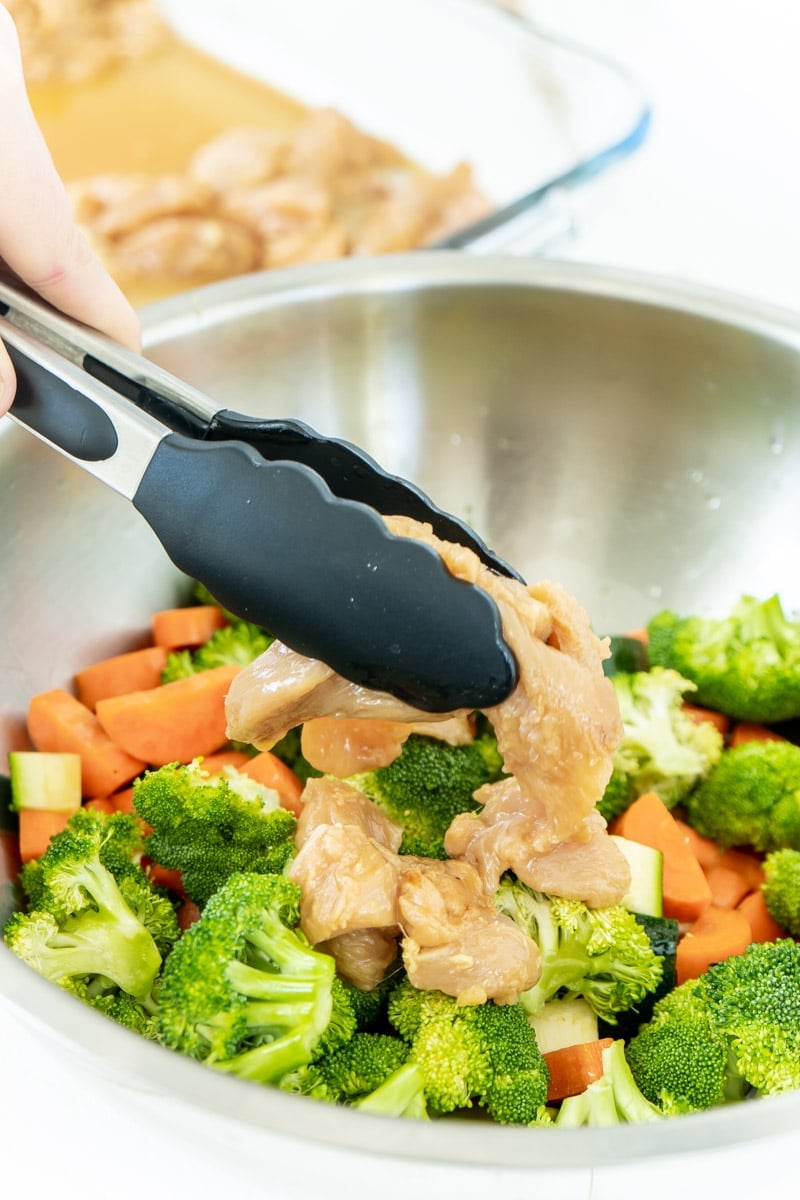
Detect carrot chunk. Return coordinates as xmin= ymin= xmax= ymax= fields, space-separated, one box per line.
xmin=728 ymin=722 xmax=787 ymax=748
xmin=675 ymin=905 xmax=753 ymax=984
xmin=737 ymin=890 xmax=787 ymax=943
xmin=27 ymin=688 xmax=146 ymax=798
xmin=95 ymin=665 xmax=239 ymax=766
xmin=543 ymin=1038 xmax=614 ymax=1102
xmin=681 ymin=704 xmax=731 ymax=736
xmin=239 ymin=752 xmax=305 ymax=815
xmin=75 ymin=645 xmax=169 ymax=711
xmin=614 ymin=792 xmax=712 ymax=922
xmin=18 ymin=809 xmax=72 ymax=863
xmin=151 ymin=606 xmax=227 ymax=649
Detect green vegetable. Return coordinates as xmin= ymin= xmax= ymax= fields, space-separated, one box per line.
xmin=347 ymin=724 xmax=504 ymax=858
xmin=377 ymin=979 xmax=551 ymax=1124
xmin=600 ymin=913 xmax=679 ymax=1042
xmin=132 ymin=760 xmax=297 ymax=906
xmin=156 ymin=872 xmax=355 ymax=1084
xmin=686 ymin=739 xmax=800 ymax=852
xmin=3 ymin=809 xmax=176 ymax=1003
xmin=8 ymin=751 xmax=82 ymax=813
xmin=494 ymin=877 xmax=664 ymax=1023
xmin=611 ymin=835 xmax=663 ymax=917
xmin=598 ymin=668 xmax=723 ymax=822
xmin=647 ymin=593 xmax=800 ymax=723
xmin=162 ymin=618 xmax=273 ymax=684
xmin=282 ymin=1032 xmax=410 ymax=1103
xmin=603 ymin=635 xmax=649 ymax=677
xmin=761 ymin=848 xmax=800 ymax=936
xmin=555 ymin=1039 xmax=662 ymax=1126
xmin=627 ymin=939 xmax=800 ymax=1111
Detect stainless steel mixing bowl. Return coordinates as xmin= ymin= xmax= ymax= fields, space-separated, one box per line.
xmin=2 ymin=254 xmax=800 ymax=1167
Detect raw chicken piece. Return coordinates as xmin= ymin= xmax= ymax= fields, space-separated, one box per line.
xmin=287 ymin=822 xmax=400 ymax=946
xmin=112 ymin=215 xmax=260 ymax=280
xmin=188 ymin=126 xmax=290 ymax=192
xmin=300 ymin=714 xmax=473 ymax=776
xmin=396 ymin=857 xmax=541 ymax=1005
xmin=295 ymin=776 xmax=402 ymax=852
xmin=316 ymin=928 xmax=400 ymax=991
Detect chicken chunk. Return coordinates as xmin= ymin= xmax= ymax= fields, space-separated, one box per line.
xmin=316 ymin=928 xmax=400 ymax=991
xmin=396 ymin=858 xmax=541 ymax=1006
xmin=295 ymin=776 xmax=402 ymax=852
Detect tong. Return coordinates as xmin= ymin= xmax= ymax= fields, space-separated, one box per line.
xmin=0 ymin=279 xmax=520 ymax=712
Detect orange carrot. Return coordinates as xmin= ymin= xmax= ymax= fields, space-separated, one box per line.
xmin=151 ymin=605 xmax=227 ymax=649
xmin=676 ymin=905 xmax=753 ymax=984
xmin=27 ymin=689 xmax=146 ymax=798
xmin=83 ymin=796 xmax=116 ymax=815
xmin=614 ymin=792 xmax=712 ymax=922
xmin=728 ymin=722 xmax=786 ymax=748
xmin=143 ymin=857 xmax=186 ymax=897
xmin=713 ymin=847 xmax=764 ymax=892
xmin=95 ymin=664 xmax=239 ymax=766
xmin=704 ymin=865 xmax=752 ymax=910
xmin=75 ymin=645 xmax=169 ymax=711
xmin=681 ymin=703 xmax=731 ymax=736
xmin=239 ymin=752 xmax=304 ymax=816
xmin=624 ymin=628 xmax=649 ymax=645
xmin=18 ymin=808 xmax=72 ymax=863
xmin=543 ymin=1038 xmax=614 ymax=1102
xmin=177 ymin=898 xmax=202 ymax=932
xmin=198 ymin=750 xmax=252 ymax=775
xmin=737 ymin=890 xmax=787 ymax=943
xmin=673 ymin=817 xmax=725 ymax=871
xmin=109 ymin=786 xmax=136 ymax=815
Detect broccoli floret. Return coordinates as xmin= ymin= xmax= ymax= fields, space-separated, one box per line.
xmin=686 ymin=740 xmax=800 ymax=852
xmin=761 ymin=848 xmax=800 ymax=936
xmin=494 ymin=878 xmax=663 ymax=1023
xmin=648 ymin=594 xmax=800 ymax=723
xmin=555 ymin=1039 xmax=663 ymax=1126
xmin=63 ymin=976 xmax=159 ymax=1039
xmin=162 ymin=620 xmax=273 ymax=684
xmin=157 ymin=872 xmax=355 ymax=1084
xmin=132 ymin=760 xmax=297 ymax=906
xmin=283 ymin=1032 xmax=410 ymax=1103
xmin=383 ymin=979 xmax=550 ymax=1124
xmin=347 ymin=726 xmax=504 ymax=858
xmin=628 ymin=940 xmax=800 ymax=1109
xmin=598 ymin=668 xmax=724 ymax=822
xmin=3 ymin=812 xmax=171 ymax=1001
xmin=354 ymin=1062 xmax=431 ymax=1120
xmin=342 ymin=966 xmax=403 ymax=1032
xmin=625 ymin=979 xmax=741 ymax=1114
xmin=700 ymin=938 xmax=800 ymax=1096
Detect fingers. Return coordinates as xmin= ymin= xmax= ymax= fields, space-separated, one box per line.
xmin=0 ymin=8 xmax=141 ymax=415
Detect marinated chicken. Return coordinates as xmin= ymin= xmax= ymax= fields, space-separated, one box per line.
xmin=315 ymin=928 xmax=401 ymax=992
xmin=64 ymin=112 xmax=490 ymax=290
xmin=300 ymin=714 xmax=474 ymax=776
xmin=7 ymin=0 xmax=170 ymax=84
xmin=396 ymin=857 xmax=541 ymax=1006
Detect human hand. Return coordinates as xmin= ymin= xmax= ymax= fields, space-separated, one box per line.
xmin=0 ymin=5 xmax=141 ymax=416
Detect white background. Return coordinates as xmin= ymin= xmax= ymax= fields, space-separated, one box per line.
xmin=2 ymin=2 xmax=799 ymax=1197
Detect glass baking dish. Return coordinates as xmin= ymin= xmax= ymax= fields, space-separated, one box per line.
xmin=158 ymin=0 xmax=650 ymax=254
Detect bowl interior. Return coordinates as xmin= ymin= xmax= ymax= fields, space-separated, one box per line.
xmin=2 ymin=255 xmax=800 ymax=1166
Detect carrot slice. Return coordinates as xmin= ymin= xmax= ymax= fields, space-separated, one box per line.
xmin=714 ymin=847 xmax=764 ymax=892
xmin=27 ymin=689 xmax=146 ymax=798
xmin=543 ymin=1038 xmax=614 ymax=1102
xmin=675 ymin=905 xmax=753 ymax=984
xmin=737 ymin=890 xmax=787 ymax=943
xmin=151 ymin=605 xmax=227 ymax=649
xmin=95 ymin=664 xmax=239 ymax=766
xmin=18 ymin=809 xmax=72 ymax=863
xmin=239 ymin=752 xmax=304 ymax=816
xmin=728 ymin=722 xmax=787 ymax=748
xmin=681 ymin=704 xmax=731 ymax=736
xmin=624 ymin=628 xmax=649 ymax=645
xmin=142 ymin=857 xmax=186 ymax=898
xmin=75 ymin=645 xmax=169 ymax=711
xmin=109 ymin=786 xmax=136 ymax=815
xmin=673 ymin=817 xmax=725 ymax=871
xmin=177 ymin=898 xmax=202 ymax=932
xmin=704 ymin=865 xmax=752 ymax=910
xmin=198 ymin=750 xmax=252 ymax=775
xmin=614 ymin=792 xmax=712 ymax=923
xmin=83 ymin=796 xmax=116 ymax=815
xmin=0 ymin=829 xmax=21 ymax=888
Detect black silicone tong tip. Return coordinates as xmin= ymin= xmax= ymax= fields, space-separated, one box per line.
xmin=133 ymin=434 xmax=518 ymax=712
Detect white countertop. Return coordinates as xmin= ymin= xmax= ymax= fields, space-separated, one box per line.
xmin=2 ymin=2 xmax=799 ymax=1195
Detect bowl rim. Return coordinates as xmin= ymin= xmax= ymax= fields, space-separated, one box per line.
xmin=4 ymin=253 xmax=800 ymax=1168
